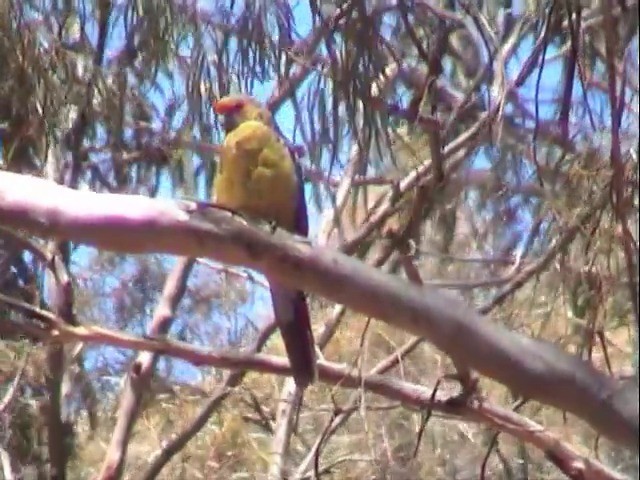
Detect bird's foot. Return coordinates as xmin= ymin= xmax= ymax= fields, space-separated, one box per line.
xmin=267 ymin=220 xmax=279 ymax=234
xmin=442 ymin=369 xmax=481 ymax=407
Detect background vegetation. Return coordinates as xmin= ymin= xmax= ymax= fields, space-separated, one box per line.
xmin=0 ymin=0 xmax=638 ymax=479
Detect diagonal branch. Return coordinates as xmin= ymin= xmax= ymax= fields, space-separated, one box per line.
xmin=97 ymin=257 xmax=195 ymax=480
xmin=0 ymin=311 xmax=630 ymax=480
xmin=293 ymin=337 xmax=423 ymax=479
xmin=0 ymin=171 xmax=637 ymax=450
xmin=139 ymin=320 xmax=278 ymax=480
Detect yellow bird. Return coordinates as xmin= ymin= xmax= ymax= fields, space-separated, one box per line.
xmin=212 ymin=94 xmax=317 ymax=389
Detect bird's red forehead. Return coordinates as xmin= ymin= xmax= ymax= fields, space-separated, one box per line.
xmin=212 ymin=97 xmax=246 ymax=115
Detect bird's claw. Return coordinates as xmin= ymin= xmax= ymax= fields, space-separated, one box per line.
xmin=442 ymin=370 xmax=481 ymax=407
xmin=267 ymin=220 xmax=279 ymax=234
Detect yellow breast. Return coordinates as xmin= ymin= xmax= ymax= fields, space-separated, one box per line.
xmin=213 ymin=121 xmax=298 ymax=230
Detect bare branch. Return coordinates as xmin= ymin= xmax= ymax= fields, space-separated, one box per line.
xmin=97 ymin=257 xmax=195 ymax=480
xmin=0 ymin=351 xmax=29 ymax=414
xmin=0 ymin=310 xmax=629 ymax=480
xmin=139 ymin=321 xmax=278 ymax=480
xmin=1 ymin=172 xmax=637 ymax=450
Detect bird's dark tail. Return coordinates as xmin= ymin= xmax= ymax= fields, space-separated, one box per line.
xmin=269 ymin=282 xmax=317 ymax=389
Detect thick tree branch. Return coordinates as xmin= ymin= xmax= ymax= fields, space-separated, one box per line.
xmin=0 ymin=171 xmax=637 ymax=450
